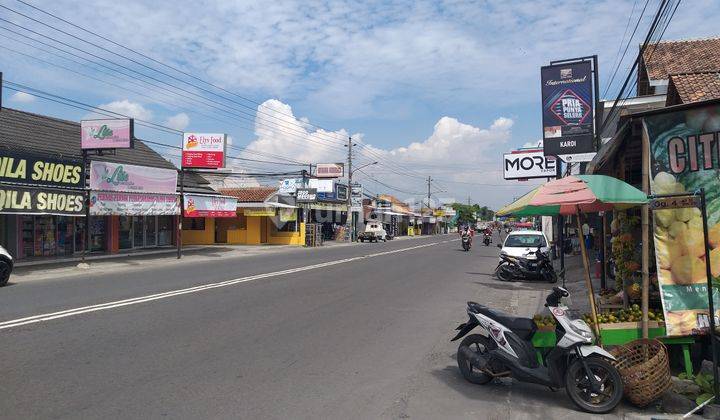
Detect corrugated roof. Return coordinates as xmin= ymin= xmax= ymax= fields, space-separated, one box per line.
xmin=668 ymin=71 xmax=720 ymax=104
xmin=0 ymin=107 xmax=214 ymax=193
xmin=643 ymin=37 xmax=720 ymax=81
xmin=219 ymin=187 xmax=277 ymax=203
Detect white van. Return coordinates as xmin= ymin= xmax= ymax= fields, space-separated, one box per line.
xmin=358 ymin=222 xmax=388 ymax=243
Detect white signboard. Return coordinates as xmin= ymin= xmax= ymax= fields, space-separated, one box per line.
xmin=350 ymin=184 xmax=363 ymax=212
xmin=90 ymin=192 xmax=179 ymax=216
xmin=314 ymin=163 xmax=344 ymax=178
xmin=503 ymin=149 xmax=557 ymax=180
xmin=557 ymin=152 xmax=597 ymax=163
xmin=308 ymin=178 xmax=334 ymax=193
xmin=279 ymin=178 xmax=303 ymax=194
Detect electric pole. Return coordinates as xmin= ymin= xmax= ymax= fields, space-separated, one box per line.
xmin=347 ymin=136 xmax=354 ymax=241
xmin=426 ymin=176 xmax=432 ymax=209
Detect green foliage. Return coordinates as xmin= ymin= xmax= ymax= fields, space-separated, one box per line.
xmin=450 ymin=203 xmax=495 ymax=224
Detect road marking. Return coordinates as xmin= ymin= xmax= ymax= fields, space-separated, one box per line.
xmin=0 ymin=240 xmax=447 ymax=331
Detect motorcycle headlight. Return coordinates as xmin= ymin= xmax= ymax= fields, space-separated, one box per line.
xmin=568 ymin=320 xmax=594 ymax=342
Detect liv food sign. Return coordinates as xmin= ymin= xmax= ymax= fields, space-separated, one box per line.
xmin=81 ymin=119 xmax=134 ymax=149
xmin=182 ymin=133 xmax=226 ymax=169
xmin=645 ymin=102 xmax=720 ymax=337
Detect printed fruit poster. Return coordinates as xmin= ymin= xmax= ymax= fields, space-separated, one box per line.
xmin=646 ymin=103 xmax=720 ymax=336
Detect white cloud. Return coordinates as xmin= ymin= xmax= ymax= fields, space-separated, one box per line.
xmin=85 ymin=99 xmax=153 ymax=121
xmin=10 ymin=92 xmax=35 ymax=103
xmin=164 ymin=112 xmax=190 ymax=130
xmin=238 ymin=99 xmax=527 ymax=208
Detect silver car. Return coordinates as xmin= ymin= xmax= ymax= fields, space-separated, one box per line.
xmin=0 ymin=245 xmax=13 ymax=287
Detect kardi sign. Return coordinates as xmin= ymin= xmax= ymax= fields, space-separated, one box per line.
xmin=503 ymin=149 xmax=556 ymax=180
xmin=81 ymin=119 xmax=133 ymax=149
xmin=182 ymin=133 xmax=226 ymax=168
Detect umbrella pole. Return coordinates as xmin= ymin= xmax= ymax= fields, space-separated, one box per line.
xmin=577 ymin=212 xmax=602 ymax=345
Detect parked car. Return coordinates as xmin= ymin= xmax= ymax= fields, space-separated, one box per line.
xmin=497 ymin=230 xmax=550 ymax=262
xmin=358 ymin=223 xmax=387 ymax=243
xmin=0 ymin=245 xmax=13 ymax=287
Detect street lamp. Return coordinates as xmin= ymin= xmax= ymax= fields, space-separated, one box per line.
xmin=348 ymin=161 xmax=378 ymax=241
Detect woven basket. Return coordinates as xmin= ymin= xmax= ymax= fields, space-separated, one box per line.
xmin=609 ymin=338 xmax=671 ymax=407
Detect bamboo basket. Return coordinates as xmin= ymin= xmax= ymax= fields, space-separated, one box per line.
xmin=609 ymin=338 xmax=671 ymax=407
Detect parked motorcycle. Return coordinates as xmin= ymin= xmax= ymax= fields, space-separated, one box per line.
xmin=461 ymin=233 xmax=472 ymax=251
xmin=496 ymin=246 xmax=557 ymax=283
xmin=451 ymin=286 xmax=623 ymax=414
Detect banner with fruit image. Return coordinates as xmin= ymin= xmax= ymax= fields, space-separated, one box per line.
xmin=645 ymin=102 xmax=720 ymax=337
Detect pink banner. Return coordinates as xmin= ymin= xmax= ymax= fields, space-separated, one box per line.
xmin=81 ymin=119 xmax=133 ymax=149
xmin=184 ymin=194 xmax=237 ymax=218
xmin=90 ymin=161 xmax=177 ymax=194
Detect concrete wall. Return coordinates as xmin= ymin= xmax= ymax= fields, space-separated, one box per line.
xmin=182 ymin=217 xmax=216 ymax=245
xmin=182 ymin=216 xmax=305 ymax=246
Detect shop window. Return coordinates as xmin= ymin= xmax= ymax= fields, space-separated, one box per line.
xmin=274 ymin=220 xmax=298 ymax=233
xmin=158 ymin=216 xmax=174 ymax=245
xmin=183 ymin=217 xmax=206 ymax=231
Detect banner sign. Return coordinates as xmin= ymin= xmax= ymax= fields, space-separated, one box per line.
xmin=0 ymin=185 xmax=84 ymax=215
xmin=314 ymin=163 xmax=344 ymax=178
xmin=308 ymin=178 xmax=334 ymax=193
xmin=351 ymin=184 xmax=363 ymax=212
xmin=90 ymin=191 xmax=179 ymax=216
xmin=184 ymin=194 xmax=237 ymax=218
xmin=0 ymin=150 xmax=84 ymax=189
xmin=90 ymin=161 xmax=177 ymax=194
xmin=81 ymin=119 xmax=133 ymax=149
xmin=645 ymin=102 xmax=720 ymax=336
xmin=243 ymin=208 xmax=276 ymax=217
xmin=296 ymin=188 xmax=317 ymax=203
xmin=336 ymin=184 xmax=349 ymax=201
xmin=279 ymin=178 xmax=303 ymax=194
xmin=278 ymin=208 xmax=297 ymax=222
xmin=503 ymin=149 xmax=557 ymax=180
xmin=541 ymin=61 xmax=595 ymax=161
xmin=181 ymin=133 xmax=226 ymax=168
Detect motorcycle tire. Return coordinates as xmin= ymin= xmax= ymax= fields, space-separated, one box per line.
xmin=457 ymin=334 xmax=496 ymax=385
xmin=496 ymin=264 xmax=513 ymax=282
xmin=565 ymin=356 xmax=623 ymax=414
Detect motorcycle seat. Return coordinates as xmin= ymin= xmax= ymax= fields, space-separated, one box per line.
xmin=467 ymin=302 xmax=537 ymax=341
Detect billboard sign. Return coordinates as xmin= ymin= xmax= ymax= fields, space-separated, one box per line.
xmin=314 ymin=163 xmax=344 ymax=178
xmin=183 ymin=194 xmax=237 ymax=218
xmin=0 ymin=185 xmax=84 ymax=216
xmin=541 ymin=61 xmax=595 ymax=161
xmin=350 ymin=184 xmax=363 ymax=211
xmin=90 ymin=161 xmax=177 ymax=194
xmin=336 ymin=184 xmax=349 ymax=201
xmin=81 ymin=119 xmax=133 ymax=149
xmin=503 ymin=149 xmax=556 ymax=180
xmin=90 ymin=191 xmax=179 ymax=216
xmin=645 ymin=102 xmax=720 ymax=336
xmin=279 ymin=178 xmax=303 ymax=194
xmin=308 ymin=178 xmax=334 ymax=193
xmin=296 ymin=188 xmax=317 ymax=203
xmin=181 ymin=133 xmax=226 ymax=168
xmin=0 ymin=150 xmax=84 ymax=189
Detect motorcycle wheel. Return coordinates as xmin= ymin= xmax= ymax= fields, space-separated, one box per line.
xmin=496 ymin=264 xmax=513 ymax=282
xmin=565 ymin=357 xmax=623 ymax=414
xmin=544 ymin=269 xmax=558 ymax=283
xmin=457 ymin=334 xmax=496 ymax=385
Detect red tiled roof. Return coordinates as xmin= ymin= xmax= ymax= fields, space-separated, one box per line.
xmin=219 ymin=187 xmax=277 ymax=202
xmin=669 ymin=72 xmax=720 ymax=104
xmin=643 ymin=37 xmax=720 ymax=81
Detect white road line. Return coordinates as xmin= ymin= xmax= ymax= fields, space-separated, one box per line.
xmin=0 ymin=240 xmax=446 ymax=331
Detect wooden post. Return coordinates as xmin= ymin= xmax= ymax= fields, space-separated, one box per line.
xmin=641 ymin=123 xmax=650 ymax=339
xmin=577 ymin=210 xmax=601 ymax=344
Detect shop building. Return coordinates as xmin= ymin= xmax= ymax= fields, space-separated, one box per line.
xmin=0 ymin=107 xmax=215 ymax=261
xmin=182 ymin=187 xmax=304 ymax=246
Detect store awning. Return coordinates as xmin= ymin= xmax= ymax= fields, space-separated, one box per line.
xmin=236 ymin=202 xmax=297 ymax=209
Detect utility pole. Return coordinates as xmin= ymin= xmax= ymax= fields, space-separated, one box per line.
xmin=426 ymin=176 xmax=432 ymax=209
xmin=346 ymin=136 xmax=354 ymax=241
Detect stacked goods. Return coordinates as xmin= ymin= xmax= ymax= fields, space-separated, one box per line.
xmin=532 ymin=314 xmax=556 ymax=330
xmin=582 ymin=304 xmax=665 ymax=326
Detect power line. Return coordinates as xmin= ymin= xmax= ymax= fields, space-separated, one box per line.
xmin=0 ymin=2 xmax=351 ymax=148
xmin=602 ymin=0 xmax=650 ymax=98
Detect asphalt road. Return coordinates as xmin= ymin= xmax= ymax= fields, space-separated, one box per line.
xmin=0 ymin=234 xmax=623 ymax=419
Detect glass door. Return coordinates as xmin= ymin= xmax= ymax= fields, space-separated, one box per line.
xmin=146 ymin=216 xmax=157 ymax=247
xmin=119 ymin=216 xmax=133 ymax=250
xmin=133 ymin=216 xmax=144 ymax=248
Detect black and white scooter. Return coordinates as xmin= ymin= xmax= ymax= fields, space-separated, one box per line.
xmin=461 ymin=232 xmax=472 ymax=251
xmin=451 ymin=287 xmax=623 ymax=414
xmin=483 ymin=234 xmax=492 ymax=246
xmin=496 ymin=246 xmax=557 ymax=283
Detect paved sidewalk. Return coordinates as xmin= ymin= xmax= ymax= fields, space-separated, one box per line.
xmin=10 ymin=233 xmax=441 ymax=282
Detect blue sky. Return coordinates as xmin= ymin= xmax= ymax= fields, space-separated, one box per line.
xmin=0 ymin=0 xmax=718 ymax=208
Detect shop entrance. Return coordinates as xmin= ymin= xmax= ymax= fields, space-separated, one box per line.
xmin=260 ymin=217 xmax=268 ymax=243
xmin=119 ymin=216 xmax=167 ymax=249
